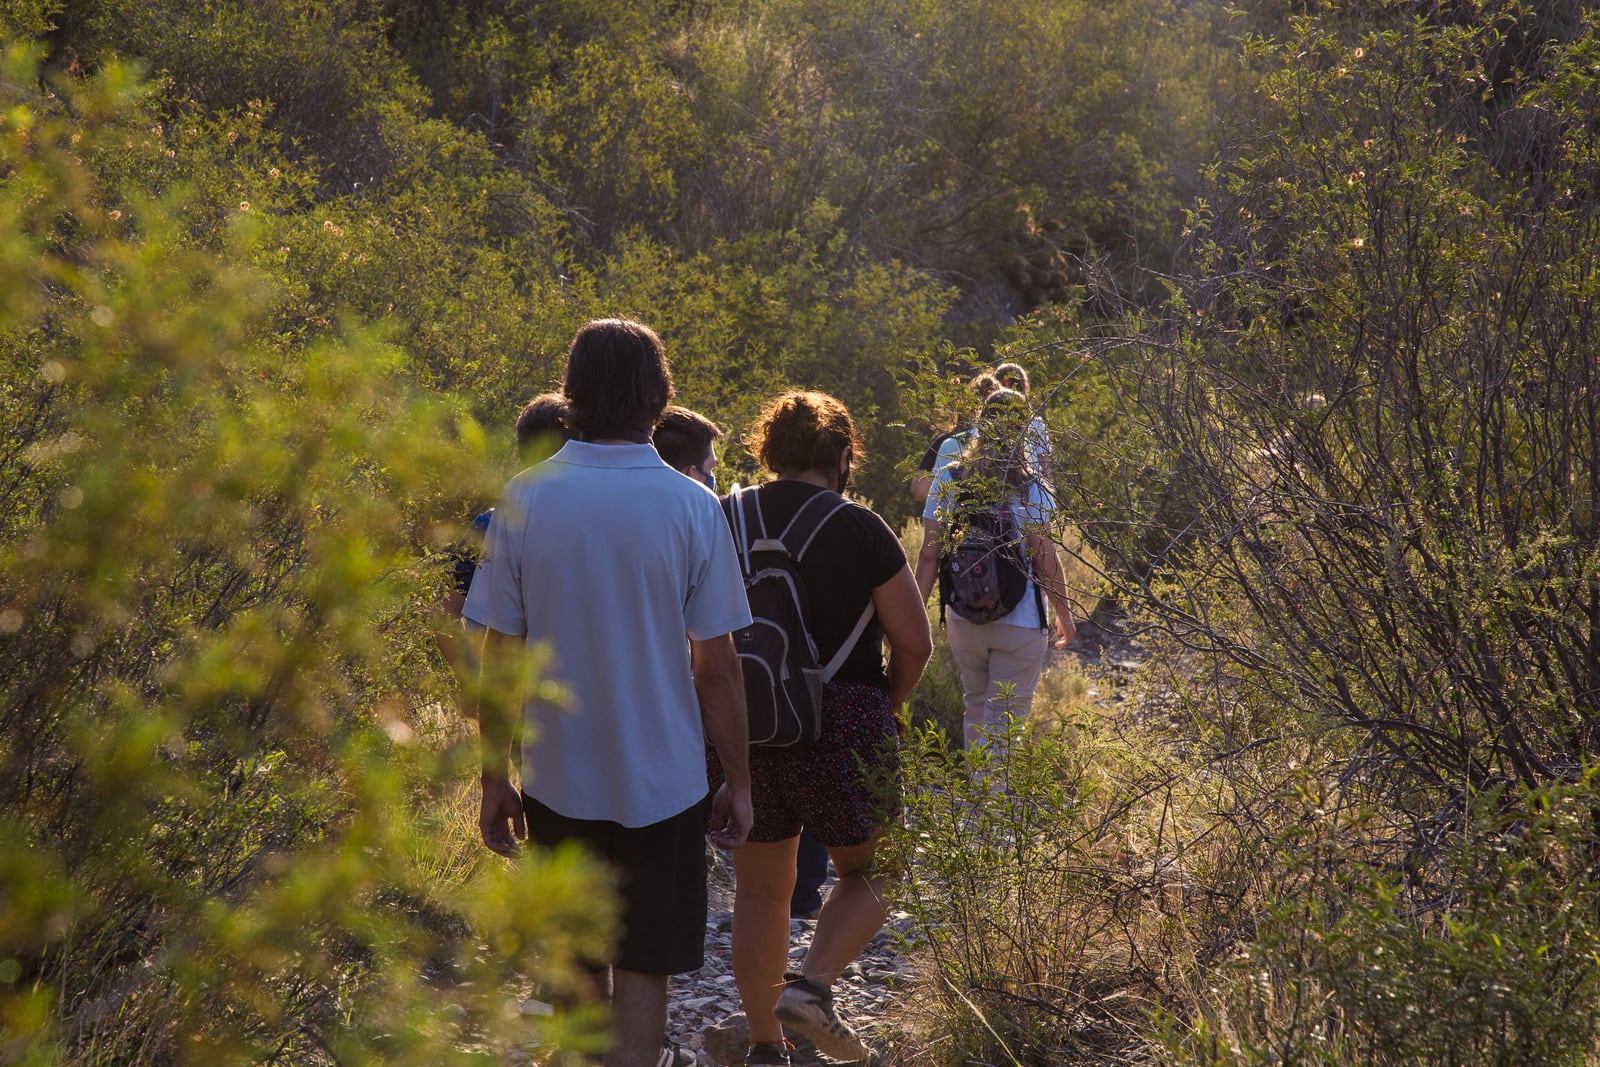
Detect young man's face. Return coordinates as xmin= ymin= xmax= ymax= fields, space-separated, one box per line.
xmin=690 ymin=444 xmax=717 ymax=490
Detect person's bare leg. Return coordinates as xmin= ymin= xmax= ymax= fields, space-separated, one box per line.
xmin=607 ymin=968 xmax=669 ymax=1067
xmin=732 ymin=837 xmax=800 ymax=1044
xmin=800 ymin=837 xmax=886 ymax=985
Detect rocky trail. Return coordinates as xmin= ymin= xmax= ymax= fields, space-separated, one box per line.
xmin=662 ymin=848 xmax=916 ymax=1067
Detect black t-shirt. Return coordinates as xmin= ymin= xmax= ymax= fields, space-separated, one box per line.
xmin=917 ymin=432 xmax=959 ymax=474
xmin=736 ymin=480 xmax=907 ymax=689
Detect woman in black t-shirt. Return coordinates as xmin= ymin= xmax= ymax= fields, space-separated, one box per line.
xmin=909 ymin=370 xmax=1001 ymax=505
xmin=707 ymin=391 xmax=932 ymax=1066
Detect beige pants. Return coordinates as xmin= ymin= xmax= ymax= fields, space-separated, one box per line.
xmin=945 ymin=617 xmax=1049 ymax=750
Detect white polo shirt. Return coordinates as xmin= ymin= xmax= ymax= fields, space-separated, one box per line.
xmin=464 ymin=441 xmax=752 ymax=827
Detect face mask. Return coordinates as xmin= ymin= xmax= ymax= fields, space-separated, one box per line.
xmin=838 ymin=456 xmax=851 ymax=494
xmin=702 ymin=469 xmax=717 ymax=493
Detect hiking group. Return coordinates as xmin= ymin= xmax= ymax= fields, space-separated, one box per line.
xmin=455 ymin=319 xmax=1076 ymax=1067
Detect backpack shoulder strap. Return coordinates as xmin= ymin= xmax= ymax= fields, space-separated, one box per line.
xmin=736 ymin=484 xmax=799 ymax=558
xmin=820 ymin=600 xmax=876 ymax=683
xmin=726 ymin=484 xmax=763 ymax=574
xmin=776 ymin=489 xmax=852 ymax=562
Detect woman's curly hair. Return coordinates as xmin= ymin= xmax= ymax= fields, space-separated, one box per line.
xmin=745 ymin=391 xmax=864 ymax=477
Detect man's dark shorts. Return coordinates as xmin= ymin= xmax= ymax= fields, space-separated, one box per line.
xmin=522 ymin=791 xmax=711 ymax=976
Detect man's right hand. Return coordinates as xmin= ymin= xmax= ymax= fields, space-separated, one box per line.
xmin=707 ymin=781 xmax=753 ymax=850
xmin=480 ymin=775 xmax=527 ymax=858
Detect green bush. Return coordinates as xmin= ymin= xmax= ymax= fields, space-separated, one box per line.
xmin=1079 ymin=6 xmax=1600 ymax=1063
xmin=882 ymin=706 xmax=1194 ymax=1067
xmin=0 ymin=49 xmax=609 ymax=1065
xmin=1116 ymin=3 xmax=1600 ymax=793
xmin=1166 ymin=776 xmax=1600 ymax=1066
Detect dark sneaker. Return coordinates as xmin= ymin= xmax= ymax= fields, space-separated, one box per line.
xmin=657 ymin=1039 xmax=695 ymax=1067
xmin=746 ymin=1040 xmax=792 ymax=1066
xmin=789 ymin=892 xmax=824 ymax=920
xmin=774 ymin=974 xmax=869 ymax=1062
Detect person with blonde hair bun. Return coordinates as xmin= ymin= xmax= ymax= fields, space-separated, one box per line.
xmin=915 ymin=388 xmax=1075 ymax=750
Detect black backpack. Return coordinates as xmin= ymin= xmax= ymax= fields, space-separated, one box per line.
xmin=938 ymin=474 xmax=1044 ymax=625
xmin=724 ymin=485 xmax=876 ymax=748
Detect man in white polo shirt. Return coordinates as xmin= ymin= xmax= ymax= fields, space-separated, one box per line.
xmin=465 ymin=318 xmax=753 ymax=1067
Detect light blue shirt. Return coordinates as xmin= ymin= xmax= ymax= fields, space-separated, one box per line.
xmin=464 ymin=441 xmax=752 ymax=826
xmin=1025 ymin=415 xmax=1050 ymax=474
xmin=934 ymin=419 xmax=1050 ymax=480
xmin=924 ymin=464 xmax=1054 ymax=631
xmin=930 ymin=430 xmax=972 ymax=480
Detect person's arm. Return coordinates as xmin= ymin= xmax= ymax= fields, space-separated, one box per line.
xmin=691 ymin=634 xmax=753 ymax=850
xmin=872 ymin=565 xmax=934 ymax=709
xmin=1028 ymin=529 xmax=1077 ymax=649
xmin=430 ymin=596 xmax=470 ymax=682
xmin=476 ymin=626 xmax=528 ymax=858
xmin=914 ymin=517 xmax=943 ymax=604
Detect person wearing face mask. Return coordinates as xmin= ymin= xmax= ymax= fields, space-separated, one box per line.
xmin=653 ymin=405 xmax=723 ymax=491
xmin=657 ymin=404 xmax=836 ymax=921
xmin=706 ymin=391 xmax=932 ymax=1067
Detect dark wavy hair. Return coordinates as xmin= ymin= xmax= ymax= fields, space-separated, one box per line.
xmin=993 ymin=361 xmax=1030 ymax=396
xmin=653 ymin=405 xmax=722 ymax=472
xmin=953 ymin=370 xmax=1003 ymax=431
xmin=515 ymin=392 xmax=571 ymax=460
xmin=745 ymin=391 xmax=863 ymax=478
xmin=562 ymin=319 xmax=674 ymax=439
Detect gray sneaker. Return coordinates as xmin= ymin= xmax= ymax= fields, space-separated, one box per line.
xmin=774 ymin=974 xmax=869 ymax=1062
xmin=657 ymin=1040 xmax=694 ymax=1067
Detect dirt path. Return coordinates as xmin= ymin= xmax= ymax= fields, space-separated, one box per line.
xmin=664 ymin=846 xmax=916 ymax=1066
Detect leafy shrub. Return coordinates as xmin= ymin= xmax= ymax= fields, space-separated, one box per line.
xmin=882 ymin=702 xmax=1198 ymax=1066
xmin=1068 ymin=4 xmax=1600 ymax=1062
xmin=1116 ymin=3 xmax=1600 ymax=794
xmin=0 ymin=48 xmax=609 ymax=1065
xmin=1165 ymin=775 xmax=1600 ymax=1066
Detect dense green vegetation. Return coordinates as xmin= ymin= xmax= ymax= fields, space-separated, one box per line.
xmin=12 ymin=0 xmax=1226 ymax=525
xmin=4 ymin=0 xmax=1600 ymax=1063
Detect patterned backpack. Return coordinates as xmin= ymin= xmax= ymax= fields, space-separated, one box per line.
xmin=938 ymin=475 xmax=1042 ymax=625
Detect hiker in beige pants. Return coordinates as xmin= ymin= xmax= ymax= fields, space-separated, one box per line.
xmin=913 ymin=389 xmax=1075 ymax=750
xmin=944 ymin=615 xmax=1051 ymax=748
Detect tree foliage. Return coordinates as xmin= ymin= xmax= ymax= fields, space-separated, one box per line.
xmin=20 ymin=0 xmax=1600 ymax=1062
xmin=1035 ymin=2 xmax=1600 ymax=1061
xmin=1122 ymin=0 xmax=1600 ymax=793
xmin=0 ymin=48 xmax=610 ymax=1064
